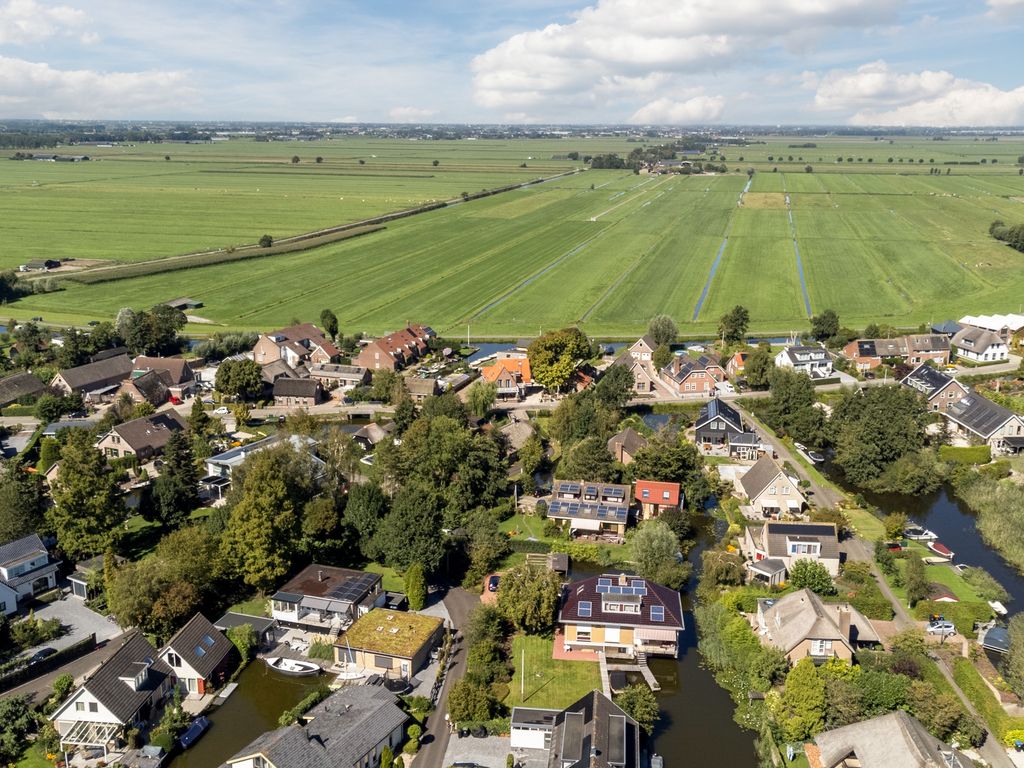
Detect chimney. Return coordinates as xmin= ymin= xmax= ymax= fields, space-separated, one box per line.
xmin=838 ymin=609 xmax=851 ymax=640
xmin=618 ymin=573 xmax=628 ymax=586
xmin=318 ymin=569 xmax=325 ymax=582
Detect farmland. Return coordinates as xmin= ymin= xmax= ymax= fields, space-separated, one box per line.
xmin=6 ymin=135 xmax=1024 ymax=338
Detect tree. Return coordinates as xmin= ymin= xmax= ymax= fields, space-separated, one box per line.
xmin=291 ymin=155 xmax=300 ymax=164
xmin=227 ymin=623 xmax=258 ymax=662
xmin=805 ymin=165 xmax=813 ymax=173
xmin=467 ymin=379 xmax=498 ymax=419
xmin=432 ymin=159 xmax=440 ymax=167
xmin=811 ymin=309 xmax=840 ymax=342
xmin=221 ymin=476 xmax=296 ymax=592
xmin=882 ymin=512 xmax=908 ymax=542
xmin=0 ymin=462 xmax=45 ymax=542
xmin=777 ymin=658 xmax=825 ymax=741
xmin=593 ymin=363 xmax=634 ymax=410
xmin=315 ymin=156 xmax=323 ymax=163
xmin=0 ymin=695 xmax=34 ymax=764
xmin=380 ymin=745 xmax=394 ymax=768
xmin=405 ymin=562 xmax=427 ymax=610
xmin=497 ymin=563 xmax=563 ymax=634
xmin=153 ymin=430 xmax=198 ymax=528
xmin=216 ymin=358 xmax=264 ymax=400
xmin=652 ymin=344 xmax=673 ymax=371
xmin=259 ymin=234 xmax=273 ymax=248
xmin=629 ymin=520 xmax=690 ymax=589
xmin=744 ymin=344 xmax=775 ymax=389
xmin=527 ymin=327 xmax=591 ymax=392
xmin=555 ymin=436 xmax=618 ymax=482
xmin=319 ymin=309 xmax=338 ymax=340
xmin=370 ymin=369 xmax=401 ymax=404
xmin=48 ymin=431 xmax=123 ymax=560
xmin=628 ymin=434 xmax=712 ymax=509
xmin=343 ymin=482 xmax=389 ymax=561
xmin=647 ymin=314 xmax=678 ymax=347
xmin=232 ymin=401 xmax=250 ymax=427
xmin=374 ymin=484 xmax=446 ymax=573
xmin=904 ymin=554 xmax=929 ymax=607
xmin=392 ymin=394 xmax=417 ymax=436
xmin=518 ymin=432 xmax=545 ymax=480
xmin=614 ymin=684 xmax=659 ymax=734
xmin=189 ymin=396 xmax=215 ymax=437
xmin=788 ymin=559 xmax=836 ymax=595
xmin=718 ymin=305 xmax=749 ymax=344
xmin=447 ymin=678 xmax=497 ymax=722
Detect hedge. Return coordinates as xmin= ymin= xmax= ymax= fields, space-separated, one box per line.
xmin=952 ymin=657 xmax=1024 ymax=744
xmin=912 ymin=601 xmax=993 ymax=638
xmin=939 ymin=445 xmax=992 ymax=465
xmin=509 ymin=539 xmax=551 ymax=554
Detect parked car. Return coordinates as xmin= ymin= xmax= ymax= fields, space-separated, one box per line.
xmin=487 ymin=575 xmax=500 ymax=592
xmin=213 ymin=406 xmax=230 ymax=415
xmin=28 ymin=647 xmax=57 ymax=665
xmin=926 ymin=621 xmax=956 ymax=636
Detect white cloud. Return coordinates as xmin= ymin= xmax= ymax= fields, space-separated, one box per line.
xmin=471 ymin=0 xmax=893 ymax=113
xmin=0 ymin=56 xmax=194 ymax=118
xmin=331 ymin=116 xmax=359 ymax=123
xmin=0 ymin=0 xmax=90 ymax=44
xmin=387 ymin=106 xmax=438 ymax=122
xmin=987 ymin=0 xmax=1024 ymax=13
xmin=629 ymin=94 xmax=725 ymax=124
xmin=811 ymin=61 xmax=1024 ymax=126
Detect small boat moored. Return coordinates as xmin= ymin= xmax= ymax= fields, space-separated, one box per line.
xmin=904 ymin=524 xmax=938 ymax=541
xmin=178 ymin=715 xmax=210 ymax=749
xmin=264 ymin=657 xmax=322 ymax=677
xmin=989 ymin=600 xmax=1008 ymax=616
xmin=927 ymin=541 xmax=955 ymax=560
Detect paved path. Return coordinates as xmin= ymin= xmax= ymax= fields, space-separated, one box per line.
xmin=417 ymin=587 xmax=480 ymax=768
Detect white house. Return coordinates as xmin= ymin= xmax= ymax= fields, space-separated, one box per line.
xmin=158 ymin=614 xmax=236 ymax=698
xmin=0 ymin=534 xmax=61 ymax=614
xmin=774 ymin=346 xmax=833 ymax=378
xmin=951 ymin=326 xmax=1008 ymax=363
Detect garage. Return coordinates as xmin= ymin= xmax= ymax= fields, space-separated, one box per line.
xmin=510 ymin=707 xmax=557 ymax=750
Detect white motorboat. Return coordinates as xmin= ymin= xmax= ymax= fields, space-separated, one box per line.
xmin=904 ymin=524 xmax=938 ymax=541
xmin=264 ymin=657 xmax=322 ymax=677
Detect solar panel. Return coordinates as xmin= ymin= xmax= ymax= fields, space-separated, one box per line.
xmin=598 ymin=578 xmax=612 ymax=587
xmin=596 ymin=584 xmax=610 ymax=594
xmin=578 ymin=601 xmax=592 ymax=618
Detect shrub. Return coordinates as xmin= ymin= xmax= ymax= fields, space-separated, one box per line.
xmin=258 ymin=234 xmax=273 ymax=248
xmin=962 ymin=567 xmax=1010 ymax=603
xmin=939 ymin=445 xmax=991 ymax=465
xmin=980 ymin=460 xmax=1012 ymax=480
xmin=278 ymin=686 xmax=331 ymax=726
xmin=307 ymin=640 xmax=333 ymax=660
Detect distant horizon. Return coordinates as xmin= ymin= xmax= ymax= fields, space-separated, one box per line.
xmin=1 ymin=0 xmax=1022 ymax=125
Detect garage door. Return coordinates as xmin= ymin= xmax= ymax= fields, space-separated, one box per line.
xmin=510 ymin=727 xmax=548 ymax=750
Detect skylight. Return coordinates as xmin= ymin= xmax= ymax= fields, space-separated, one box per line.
xmin=578 ymin=601 xmax=592 ymax=618
xmin=651 ymin=605 xmax=665 ymax=622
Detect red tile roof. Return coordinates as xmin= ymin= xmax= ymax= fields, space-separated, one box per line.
xmin=480 ymin=357 xmax=532 ymax=385
xmin=634 ymin=480 xmax=681 ymax=507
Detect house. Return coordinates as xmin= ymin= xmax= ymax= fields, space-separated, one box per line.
xmin=334 ymin=608 xmax=443 ymax=680
xmin=214 ymin=612 xmax=278 ymax=647
xmin=480 ymin=353 xmax=533 ymax=400
xmin=634 ymin=480 xmax=682 ymax=520
xmin=253 ymin=323 xmax=340 ymax=368
xmin=159 ymin=613 xmax=237 ymax=698
xmin=273 ymin=377 xmax=323 ymax=407
xmin=271 ymin=565 xmax=385 ymax=632
xmin=774 ymin=346 xmax=833 ymax=378
xmin=68 ymin=553 xmax=125 ymax=600
xmin=50 ymin=354 xmax=133 ymax=398
xmin=626 ymin=335 xmax=657 ymax=365
xmin=842 ymin=335 xmax=950 ymax=370
xmin=741 ymin=521 xmax=840 ymax=583
xmin=23 ymin=258 xmax=61 ymax=271
xmin=509 ymin=691 xmax=640 ymax=768
xmin=659 ymin=353 xmax=724 ymax=396
xmin=0 ymin=534 xmax=61 ymax=614
xmin=558 ymin=572 xmax=684 ymax=658
xmin=132 ymin=356 xmax=196 ymax=398
xmin=944 ymin=394 xmax=1024 ymax=454
xmin=117 ymin=369 xmax=170 ymax=407
xmin=959 ymin=312 xmax=1024 ymax=349
xmin=51 ymin=632 xmax=174 ymax=756
xmin=725 ymin=351 xmax=749 ymax=377
xmin=606 ymin=427 xmax=648 ymax=465
xmin=899 ymin=364 xmax=969 ymax=412
xmin=354 ymin=324 xmax=435 ymax=371
xmin=727 ymin=432 xmax=773 ymax=461
xmin=952 ymin=326 xmax=1008 ymax=363
xmin=755 ymin=589 xmax=879 ymax=663
xmin=202 ymin=434 xmax=324 ymax=487
xmin=932 ymin=319 xmax=963 ymax=337
xmin=547 ymin=481 xmax=632 ymax=540
xmin=736 ymin=455 xmax=807 ymax=518
xmin=405 ymin=377 xmax=439 ymax=403
xmin=695 ymin=398 xmax=746 ymax=449
xmin=219 ymin=686 xmax=407 ymax=768
xmin=809 ymin=711 xmax=971 ymax=768
xmin=500 ymin=417 xmax=536 ymax=459
xmin=95 ymin=411 xmax=187 ymax=462
xmin=308 ymin=363 xmax=370 ymax=391
xmin=0 ymin=372 xmax=45 ymax=407
xmin=352 ymin=422 xmax=395 ymax=451
xmin=616 ymin=336 xmax=662 ymax=394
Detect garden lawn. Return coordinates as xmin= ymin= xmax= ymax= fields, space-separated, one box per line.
xmin=504 ymin=634 xmax=601 ymax=710
xmin=16 ymin=743 xmax=53 ymax=768
xmin=363 ymin=562 xmax=404 ymax=593
xmin=227 ymin=595 xmax=270 ymax=617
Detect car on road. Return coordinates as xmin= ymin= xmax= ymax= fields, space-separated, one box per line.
xmin=487 ymin=575 xmax=500 ymax=592
xmin=28 ymin=647 xmax=57 ymax=665
xmin=926 ymin=621 xmax=956 ymax=636
xmin=213 ymin=406 xmax=230 ymax=415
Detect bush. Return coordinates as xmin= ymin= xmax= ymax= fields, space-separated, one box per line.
xmin=278 ymin=686 xmax=331 ymax=726
xmin=953 ymin=657 xmax=1024 ymax=743
xmin=939 ymin=445 xmax=991 ymax=465
xmin=307 ymin=640 xmax=333 ymax=660
xmin=980 ymin=460 xmax=1012 ymax=480
xmin=962 ymin=567 xmax=1010 ymax=603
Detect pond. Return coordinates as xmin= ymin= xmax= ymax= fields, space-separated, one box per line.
xmin=167 ymin=660 xmax=325 ymax=768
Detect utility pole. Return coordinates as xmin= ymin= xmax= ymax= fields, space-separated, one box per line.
xmin=521 ymin=646 xmax=525 ymax=698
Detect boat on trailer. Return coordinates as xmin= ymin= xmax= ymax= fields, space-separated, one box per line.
xmin=927 ymin=541 xmax=955 ymax=560
xmin=264 ymin=657 xmax=322 ymax=677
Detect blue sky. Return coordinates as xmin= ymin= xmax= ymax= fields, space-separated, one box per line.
xmin=1 ymin=0 xmax=1022 ymax=125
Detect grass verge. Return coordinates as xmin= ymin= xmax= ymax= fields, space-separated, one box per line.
xmin=952 ymin=656 xmax=1024 ymax=744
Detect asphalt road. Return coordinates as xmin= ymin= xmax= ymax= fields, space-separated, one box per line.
xmin=3 ymin=633 xmax=124 ymax=705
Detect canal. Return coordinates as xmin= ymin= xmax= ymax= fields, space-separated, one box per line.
xmin=167 ymin=661 xmax=324 ymax=768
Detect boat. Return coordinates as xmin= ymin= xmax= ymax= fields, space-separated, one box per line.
xmin=264 ymin=657 xmax=322 ymax=677
xmin=178 ymin=716 xmax=210 ymax=749
xmin=927 ymin=541 xmax=955 ymax=560
xmin=989 ymin=600 xmax=1008 ymax=616
xmin=904 ymin=524 xmax=938 ymax=541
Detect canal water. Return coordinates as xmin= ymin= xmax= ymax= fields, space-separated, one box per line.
xmin=167 ymin=661 xmax=324 ymax=768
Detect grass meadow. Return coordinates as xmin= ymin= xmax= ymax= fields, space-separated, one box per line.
xmin=6 ymin=135 xmax=1024 ymax=338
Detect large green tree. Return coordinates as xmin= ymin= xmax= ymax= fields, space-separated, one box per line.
xmin=497 ymin=562 xmax=562 ymax=634
xmin=527 ymin=327 xmax=591 ymax=392
xmin=220 ymin=475 xmax=297 ymax=592
xmin=647 ymin=315 xmax=678 ymax=347
xmin=153 ymin=429 xmax=198 ymax=528
xmin=555 ymin=436 xmax=618 ymax=482
xmin=343 ymin=482 xmax=389 ymax=561
xmin=717 ymin=305 xmax=749 ymax=344
xmin=0 ymin=462 xmax=46 ymax=542
xmin=776 ymin=658 xmax=826 ymax=741
xmin=760 ymin=367 xmax=826 ymax=446
xmin=548 ymin=390 xmax=617 ymax=447
xmin=811 ymin=309 xmax=840 ymax=342
xmin=373 ymin=484 xmax=446 ymax=573
xmin=627 ymin=433 xmax=712 ymax=508
xmin=743 ymin=344 xmax=775 ymax=389
xmin=48 ymin=431 xmax=124 ymax=560
xmin=614 ymin=684 xmax=660 ymax=735
xmin=319 ymin=309 xmax=339 ymax=340
xmin=593 ymin=363 xmax=634 ymax=410
xmin=215 ymin=358 xmax=264 ymax=400
xmin=629 ymin=520 xmax=690 ymax=589
xmin=788 ymin=559 xmax=836 ymax=595
xmin=467 ymin=379 xmax=498 ymax=419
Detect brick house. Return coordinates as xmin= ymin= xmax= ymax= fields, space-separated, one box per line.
xmin=354 ymin=325 xmax=435 ymax=371
xmin=634 ymin=480 xmax=683 ymax=520
xmin=659 ymin=353 xmax=724 ymax=396
xmin=94 ymin=411 xmax=187 ymax=462
xmin=253 ymin=323 xmax=340 ymax=368
xmin=272 ymin=378 xmax=323 ymax=407
xmin=900 ymin=364 xmax=969 ymax=413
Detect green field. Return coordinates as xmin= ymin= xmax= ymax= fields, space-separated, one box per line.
xmin=6 ymin=135 xmax=1024 ymax=338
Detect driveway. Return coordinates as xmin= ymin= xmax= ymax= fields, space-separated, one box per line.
xmin=442 ymin=734 xmax=515 ymax=768
xmin=25 ymin=593 xmax=122 ymax=654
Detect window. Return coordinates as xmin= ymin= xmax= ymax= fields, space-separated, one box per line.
xmin=769 ymin=486 xmax=777 ymax=495
xmin=781 ymin=486 xmax=790 ymax=495
xmin=578 ymin=601 xmax=592 ymax=618
xmin=89 ymin=702 xmax=98 ymax=713
xmin=202 ymin=635 xmax=215 ymax=647
xmin=810 ymin=639 xmax=833 ymax=656
xmin=194 ymin=645 xmax=207 ymax=657
xmin=651 ymin=605 xmax=665 ymax=622
xmin=641 ymin=489 xmax=649 ymax=499
xmin=76 ymin=702 xmax=85 ymax=712
xmin=576 ymin=627 xmax=591 ymax=642
xmin=167 ymin=652 xmax=181 ymax=668
xmin=662 ymin=491 xmax=670 ymax=500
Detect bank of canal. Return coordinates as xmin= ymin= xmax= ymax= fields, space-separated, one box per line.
xmin=168 ymin=661 xmax=324 ymax=768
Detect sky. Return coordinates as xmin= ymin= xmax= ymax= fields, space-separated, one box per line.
xmin=1 ymin=0 xmax=1023 ymax=126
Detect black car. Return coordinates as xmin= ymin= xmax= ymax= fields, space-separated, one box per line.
xmin=487 ymin=575 xmax=500 ymax=592
xmin=28 ymin=647 xmax=57 ymax=665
